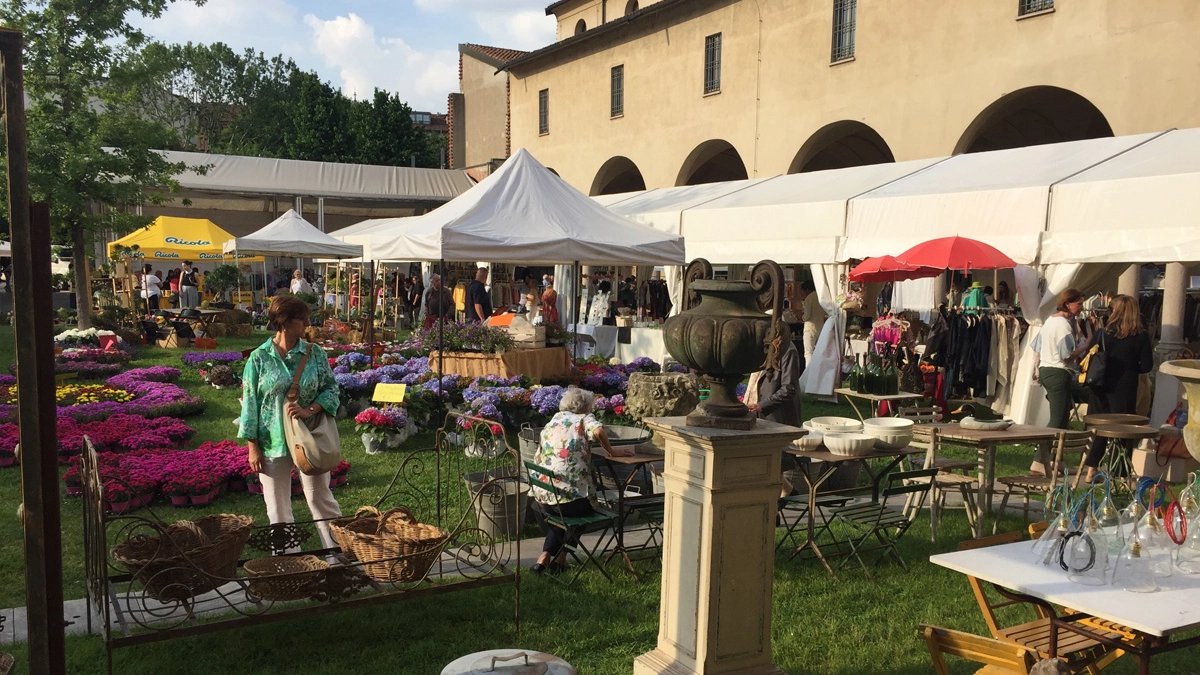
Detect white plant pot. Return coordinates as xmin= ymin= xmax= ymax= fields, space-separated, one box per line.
xmin=362 ymin=433 xmax=385 ymax=455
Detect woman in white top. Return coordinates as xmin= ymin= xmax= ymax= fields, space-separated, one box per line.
xmin=290 ymin=269 xmax=313 ymax=295
xmin=1032 ymin=288 xmax=1087 ymax=430
xmin=141 ymin=264 xmax=162 ymax=316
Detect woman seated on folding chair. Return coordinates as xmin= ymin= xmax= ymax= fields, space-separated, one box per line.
xmin=529 ymin=387 xmax=633 ymax=574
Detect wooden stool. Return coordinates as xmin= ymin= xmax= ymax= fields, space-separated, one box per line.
xmin=1083 ymin=413 xmax=1150 ymax=427
xmin=1076 ymin=424 xmax=1160 ymax=489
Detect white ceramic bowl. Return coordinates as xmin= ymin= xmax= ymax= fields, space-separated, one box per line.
xmin=822 ymin=432 xmax=877 ymax=457
xmin=791 ymin=430 xmax=824 ymax=452
xmin=807 ymin=416 xmax=864 ymax=435
xmin=862 ymin=417 xmax=915 ymax=449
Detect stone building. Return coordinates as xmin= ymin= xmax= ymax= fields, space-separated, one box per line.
xmin=448 ymin=44 xmax=528 ymax=175
xmin=496 ymin=0 xmax=1200 ymax=195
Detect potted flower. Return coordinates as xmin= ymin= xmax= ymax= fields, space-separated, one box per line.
xmin=104 ymin=480 xmax=133 ymax=513
xmin=290 ymin=469 xmax=303 ymax=496
xmin=206 ymin=364 xmax=240 ymax=389
xmin=355 ymin=406 xmax=409 ymax=455
xmin=63 ymin=466 xmax=83 ymax=496
xmin=329 ymin=459 xmax=351 ymax=488
xmin=164 ymin=476 xmax=192 ymax=507
xmin=0 ymin=446 xmax=16 ymax=467
xmin=189 ymin=472 xmax=220 ymax=506
xmin=459 ymin=402 xmax=505 ymax=459
xmin=244 ymin=469 xmax=262 ymax=495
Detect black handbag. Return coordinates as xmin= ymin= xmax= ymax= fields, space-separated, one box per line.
xmin=1079 ymin=330 xmax=1107 ymax=389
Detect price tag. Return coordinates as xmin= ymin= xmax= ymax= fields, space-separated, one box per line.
xmin=372 ymin=383 xmax=406 ymax=404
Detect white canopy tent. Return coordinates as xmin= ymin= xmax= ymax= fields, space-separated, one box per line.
xmin=841 ymin=133 xmax=1165 ymax=265
xmin=365 ymin=148 xmax=686 ymax=266
xmin=223 ymin=209 xmax=364 ymax=259
xmin=326 ymin=216 xmax=414 ymax=263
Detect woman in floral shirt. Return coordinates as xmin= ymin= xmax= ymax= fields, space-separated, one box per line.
xmin=530 ymin=387 xmax=631 ymax=574
xmin=238 ymin=296 xmax=343 ymax=550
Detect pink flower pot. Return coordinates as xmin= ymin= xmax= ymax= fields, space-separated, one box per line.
xmin=0 ymin=456 xmax=15 ymax=467
xmin=170 ymin=495 xmax=190 ymax=507
xmin=65 ymin=485 xmax=83 ymax=496
xmin=108 ymin=500 xmax=132 ymax=513
xmin=189 ymin=493 xmax=212 ymax=507
xmin=248 ymin=483 xmax=263 ymax=494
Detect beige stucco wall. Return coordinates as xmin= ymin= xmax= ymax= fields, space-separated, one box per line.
xmin=460 ymin=54 xmax=512 ymax=168
xmin=517 ymin=0 xmax=1200 ymax=193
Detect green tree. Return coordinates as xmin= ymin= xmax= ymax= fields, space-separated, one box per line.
xmin=285 ymin=70 xmax=353 ymax=162
xmin=1 ymin=0 xmax=204 ymax=328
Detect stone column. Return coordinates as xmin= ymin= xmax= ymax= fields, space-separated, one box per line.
xmin=634 ymin=417 xmax=804 ymax=675
xmin=1151 ymin=262 xmax=1189 ymax=425
xmin=1118 ymin=264 xmax=1140 ymax=297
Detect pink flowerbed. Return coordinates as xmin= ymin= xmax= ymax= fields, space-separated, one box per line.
xmin=62 ymin=440 xmax=353 ymax=510
xmin=0 ymin=367 xmax=205 ymax=423
xmin=0 ymin=414 xmax=195 ymax=464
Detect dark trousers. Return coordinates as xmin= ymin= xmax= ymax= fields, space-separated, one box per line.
xmin=1040 ymin=367 xmax=1075 ymax=430
xmin=540 ymin=497 xmax=594 ymax=556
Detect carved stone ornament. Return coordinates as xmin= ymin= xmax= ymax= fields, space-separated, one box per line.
xmin=625 ymin=372 xmax=701 ymax=421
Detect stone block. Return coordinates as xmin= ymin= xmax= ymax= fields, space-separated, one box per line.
xmin=626 ymin=372 xmax=700 ymax=421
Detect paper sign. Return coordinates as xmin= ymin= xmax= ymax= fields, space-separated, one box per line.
xmin=372 ymin=383 xmax=407 ymax=404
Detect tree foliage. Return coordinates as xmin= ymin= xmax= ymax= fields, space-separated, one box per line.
xmin=140 ymin=42 xmax=444 ymax=168
xmin=0 ymin=0 xmax=205 ymax=327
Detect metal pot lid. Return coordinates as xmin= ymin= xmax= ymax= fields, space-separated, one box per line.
xmin=442 ymin=649 xmax=576 ymax=675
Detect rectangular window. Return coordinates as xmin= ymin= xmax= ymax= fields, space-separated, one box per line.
xmin=538 ymin=88 xmax=549 ymax=135
xmin=1018 ymin=0 xmax=1054 ymax=15
xmin=611 ymin=65 xmax=625 ymax=117
xmin=703 ymin=33 xmax=721 ymax=95
xmin=831 ymin=0 xmax=856 ymax=62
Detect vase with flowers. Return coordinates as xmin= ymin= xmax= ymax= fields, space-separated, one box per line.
xmin=355 ymin=406 xmax=409 ymax=455
xmin=164 ymin=476 xmax=191 ymax=507
xmin=104 ymin=480 xmax=133 ymax=513
xmin=189 ymin=472 xmax=220 ymax=506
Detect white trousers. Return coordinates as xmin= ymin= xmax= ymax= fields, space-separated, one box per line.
xmin=803 ymin=323 xmax=821 ymax=365
xmin=259 ymin=455 xmax=343 ymax=551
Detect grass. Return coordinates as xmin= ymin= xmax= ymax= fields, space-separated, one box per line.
xmin=0 ymin=328 xmax=1193 ymax=674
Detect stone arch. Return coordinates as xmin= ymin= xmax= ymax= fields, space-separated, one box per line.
xmin=590 ymin=156 xmax=646 ymax=196
xmin=575 ymin=19 xmax=587 ymax=35
xmin=625 ymin=0 xmax=639 ymax=15
xmin=954 ymin=86 xmax=1113 ymax=154
xmin=676 ymin=140 xmax=748 ymax=186
xmin=788 ymin=120 xmax=894 ymax=174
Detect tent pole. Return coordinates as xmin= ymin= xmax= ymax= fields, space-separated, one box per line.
xmin=573 ymin=260 xmax=580 ymax=362
xmin=438 ymin=258 xmax=445 ymax=435
xmin=367 ymin=259 xmax=375 ymax=369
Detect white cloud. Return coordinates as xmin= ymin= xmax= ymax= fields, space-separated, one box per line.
xmin=303 ymin=13 xmax=457 ymax=111
xmin=413 ymin=0 xmax=556 ymax=51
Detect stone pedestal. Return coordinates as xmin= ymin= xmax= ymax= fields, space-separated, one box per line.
xmin=634 ymin=417 xmax=804 ymax=675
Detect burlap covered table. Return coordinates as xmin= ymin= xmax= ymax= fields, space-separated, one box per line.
xmin=429 ymin=347 xmax=572 ymax=382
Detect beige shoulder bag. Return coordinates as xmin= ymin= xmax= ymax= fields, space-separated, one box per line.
xmin=283 ymin=343 xmax=342 ymax=475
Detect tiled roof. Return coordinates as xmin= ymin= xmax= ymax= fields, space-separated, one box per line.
xmin=459 ymin=44 xmax=529 ymax=68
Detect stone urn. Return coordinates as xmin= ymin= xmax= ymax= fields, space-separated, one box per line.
xmin=662 ymin=259 xmax=784 ymax=430
xmin=1159 ymin=359 xmax=1200 ymax=461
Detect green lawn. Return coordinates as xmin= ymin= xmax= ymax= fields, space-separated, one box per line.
xmin=0 ymin=327 xmax=1191 ymax=674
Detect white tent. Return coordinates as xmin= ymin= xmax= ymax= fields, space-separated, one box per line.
xmin=842 ymin=133 xmax=1164 ymax=264
xmin=683 ymin=158 xmax=945 ymax=265
xmin=325 ymin=216 xmax=414 ymax=263
xmin=1043 ymin=128 xmax=1200 ymax=264
xmin=223 ymin=209 xmax=364 ymax=259
xmin=365 ymin=148 xmax=686 ymax=265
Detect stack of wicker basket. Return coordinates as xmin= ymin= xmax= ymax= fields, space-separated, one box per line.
xmin=110 ymin=514 xmax=254 ymax=601
xmin=329 ymin=506 xmax=448 ymax=583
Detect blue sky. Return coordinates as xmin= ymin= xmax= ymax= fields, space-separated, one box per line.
xmin=131 ymin=0 xmax=557 ymax=112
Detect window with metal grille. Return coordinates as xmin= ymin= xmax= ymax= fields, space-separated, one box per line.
xmin=1018 ymin=0 xmax=1054 ymax=15
xmin=538 ymin=89 xmax=549 ymax=135
xmin=831 ymin=0 xmax=856 ymax=62
xmin=611 ymin=65 xmax=624 ymax=117
xmin=703 ymin=33 xmax=721 ymax=95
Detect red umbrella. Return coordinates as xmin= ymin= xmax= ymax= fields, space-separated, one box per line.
xmin=848 ymin=256 xmax=942 ymax=284
xmin=894 ymin=236 xmax=1017 ymax=272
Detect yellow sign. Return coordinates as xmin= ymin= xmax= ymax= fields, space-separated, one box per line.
xmin=372 ymin=383 xmax=407 ymax=404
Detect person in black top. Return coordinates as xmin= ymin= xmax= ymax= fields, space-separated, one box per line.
xmin=466 ymin=267 xmax=492 ymax=323
xmin=407 ymin=275 xmax=424 ymax=326
xmin=179 ymin=261 xmax=199 ymax=309
xmin=1082 ymin=294 xmax=1154 ymax=482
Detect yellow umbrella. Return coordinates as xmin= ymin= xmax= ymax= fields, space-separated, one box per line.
xmin=107 ymin=216 xmax=264 ymax=263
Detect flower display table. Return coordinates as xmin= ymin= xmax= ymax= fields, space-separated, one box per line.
xmin=429 ymin=347 xmax=571 ymax=382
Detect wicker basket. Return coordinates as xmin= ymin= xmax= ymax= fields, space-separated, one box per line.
xmin=329 ymin=506 xmax=416 ymax=560
xmin=337 ymin=508 xmax=447 ymax=583
xmin=110 ymin=514 xmax=254 ymax=602
xmin=243 ymin=555 xmax=328 ymax=601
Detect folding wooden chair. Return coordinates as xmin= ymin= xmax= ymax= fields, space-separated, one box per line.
xmin=828 ymin=468 xmax=937 ymax=576
xmin=920 ymin=623 xmax=1036 ymax=675
xmin=524 ymin=460 xmax=619 ymax=587
xmin=994 ymin=431 xmax=1091 ymax=534
xmin=898 ymin=405 xmax=975 ymax=474
xmin=959 ymin=533 xmax=1125 ymax=673
xmin=904 ymin=427 xmax=980 ymax=541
